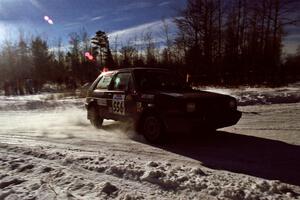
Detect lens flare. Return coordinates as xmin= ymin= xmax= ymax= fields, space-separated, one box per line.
xmin=44 ymin=16 xmax=50 ymax=21
xmin=44 ymin=16 xmax=54 ymax=25
xmin=102 ymin=67 xmax=109 ymax=72
xmin=85 ymin=52 xmax=94 ymax=60
xmin=88 ymin=55 xmax=94 ymax=60
xmin=48 ymin=19 xmax=54 ymax=25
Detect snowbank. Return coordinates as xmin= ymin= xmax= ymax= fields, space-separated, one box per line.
xmin=0 ymin=143 xmax=299 ymax=199
xmin=0 ymin=93 xmax=84 ymax=111
xmin=201 ymin=82 xmax=300 ymax=106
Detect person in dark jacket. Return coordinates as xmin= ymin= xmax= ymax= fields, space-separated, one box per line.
xmin=4 ymin=80 xmax=10 ymax=96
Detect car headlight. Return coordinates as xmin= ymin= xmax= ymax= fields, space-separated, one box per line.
xmin=187 ymin=102 xmax=196 ymax=112
xmin=229 ymin=99 xmax=237 ymax=109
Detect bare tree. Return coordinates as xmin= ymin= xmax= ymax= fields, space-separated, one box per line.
xmin=120 ymin=42 xmax=137 ymax=67
xmin=160 ymin=18 xmax=174 ymax=64
xmin=143 ymin=31 xmax=157 ymax=66
xmin=112 ymin=35 xmax=120 ymax=67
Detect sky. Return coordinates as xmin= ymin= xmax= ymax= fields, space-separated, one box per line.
xmin=0 ymin=0 xmax=299 ymax=54
xmin=0 ymin=0 xmax=185 ymax=48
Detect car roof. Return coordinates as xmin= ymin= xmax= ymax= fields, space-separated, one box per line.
xmin=106 ymin=67 xmax=171 ymax=74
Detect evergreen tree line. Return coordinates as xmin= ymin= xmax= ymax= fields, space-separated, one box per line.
xmin=0 ymin=30 xmax=98 ymax=94
xmin=0 ymin=0 xmax=300 ymax=94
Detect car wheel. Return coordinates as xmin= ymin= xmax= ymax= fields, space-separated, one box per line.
xmin=89 ymin=105 xmax=103 ymax=129
xmin=141 ymin=115 xmax=164 ymax=143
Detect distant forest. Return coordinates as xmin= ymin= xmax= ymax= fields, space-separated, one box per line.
xmin=1 ymin=0 xmax=300 ymax=92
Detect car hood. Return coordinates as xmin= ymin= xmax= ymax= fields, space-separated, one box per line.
xmin=158 ymin=90 xmax=232 ymax=101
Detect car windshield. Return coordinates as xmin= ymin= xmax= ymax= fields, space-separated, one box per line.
xmin=134 ymin=70 xmax=190 ymax=91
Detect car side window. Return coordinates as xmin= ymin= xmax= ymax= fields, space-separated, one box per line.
xmin=95 ymin=74 xmax=113 ymax=89
xmin=111 ymin=72 xmax=132 ymax=91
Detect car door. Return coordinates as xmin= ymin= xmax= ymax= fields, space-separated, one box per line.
xmin=107 ymin=72 xmax=134 ymax=121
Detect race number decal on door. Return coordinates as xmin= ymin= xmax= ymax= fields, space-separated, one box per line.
xmin=112 ymin=94 xmax=125 ymax=115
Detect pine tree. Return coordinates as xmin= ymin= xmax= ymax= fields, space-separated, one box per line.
xmin=91 ymin=31 xmax=114 ymax=69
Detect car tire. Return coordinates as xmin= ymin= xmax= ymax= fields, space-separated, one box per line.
xmin=141 ymin=115 xmax=164 ymax=143
xmin=89 ymin=105 xmax=103 ymax=129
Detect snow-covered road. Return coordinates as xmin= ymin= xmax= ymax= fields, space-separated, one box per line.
xmin=0 ymin=89 xmax=299 ymax=199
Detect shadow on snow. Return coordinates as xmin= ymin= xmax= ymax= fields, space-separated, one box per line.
xmin=147 ymin=131 xmax=300 ymax=186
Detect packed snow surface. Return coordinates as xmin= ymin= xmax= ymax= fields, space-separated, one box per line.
xmin=0 ymin=85 xmax=299 ymax=199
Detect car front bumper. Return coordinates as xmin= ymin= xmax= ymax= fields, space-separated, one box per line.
xmin=162 ymin=110 xmax=242 ymax=133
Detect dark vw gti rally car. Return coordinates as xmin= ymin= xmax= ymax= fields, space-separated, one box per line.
xmin=86 ymin=68 xmax=241 ymax=143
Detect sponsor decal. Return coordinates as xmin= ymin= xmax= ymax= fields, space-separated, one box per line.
xmin=136 ymin=102 xmax=143 ymax=112
xmin=161 ymin=92 xmax=183 ymax=97
xmin=125 ymin=95 xmax=133 ymax=101
xmin=113 ymin=94 xmax=125 ymax=100
xmin=141 ymin=94 xmax=155 ymax=99
xmin=147 ymin=103 xmax=155 ymax=107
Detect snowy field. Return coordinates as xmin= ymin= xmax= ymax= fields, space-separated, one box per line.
xmin=0 ymin=84 xmax=299 ymax=199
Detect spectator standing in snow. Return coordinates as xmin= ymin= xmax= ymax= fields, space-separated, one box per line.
xmin=25 ymin=79 xmax=34 ymax=94
xmin=11 ymin=81 xmax=18 ymax=95
xmin=4 ymin=80 xmax=10 ymax=96
xmin=17 ymin=80 xmax=25 ymax=95
xmin=33 ymin=80 xmax=39 ymax=94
